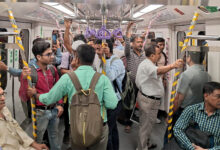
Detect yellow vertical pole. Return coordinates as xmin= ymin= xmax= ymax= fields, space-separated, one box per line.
xmin=7 ymin=9 xmax=37 ymax=139
xmin=101 ymin=18 xmax=107 ymax=75
xmin=167 ymin=11 xmax=199 ymax=141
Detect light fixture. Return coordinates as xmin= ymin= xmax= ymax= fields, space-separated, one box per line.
xmin=42 ymin=2 xmax=58 ymax=6
xmin=43 ymin=2 xmax=75 ymax=16
xmin=133 ymin=4 xmax=163 ymax=18
xmin=81 ymin=19 xmax=86 ymax=23
xmin=133 ymin=12 xmax=145 ymax=18
xmin=122 ymin=21 xmax=128 ymax=23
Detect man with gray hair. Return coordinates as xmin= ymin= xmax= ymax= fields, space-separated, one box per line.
xmin=136 ymin=44 xmax=183 ymax=150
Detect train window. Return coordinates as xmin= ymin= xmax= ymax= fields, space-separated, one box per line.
xmin=198 ymin=31 xmax=208 ymax=71
xmin=177 ymin=31 xmax=186 ymax=71
xmin=0 ymin=28 xmax=8 ymax=90
xmin=20 ymin=29 xmax=29 ymax=62
xmin=52 ymin=30 xmax=64 ymax=52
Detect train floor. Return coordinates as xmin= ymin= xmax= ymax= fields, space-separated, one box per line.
xmin=23 ymin=115 xmax=167 ymax=150
xmin=61 ymin=117 xmax=167 ymax=150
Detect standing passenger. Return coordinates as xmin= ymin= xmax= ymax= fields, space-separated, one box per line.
xmin=27 ymin=44 xmax=118 ymax=150
xmin=96 ymin=39 xmax=125 ymax=150
xmin=155 ymin=37 xmax=168 ymax=123
xmin=136 ymin=44 xmax=183 ymax=150
xmin=19 ymin=41 xmax=63 ymax=150
xmin=173 ymin=51 xmax=211 ymax=120
xmin=123 ymin=22 xmax=146 ymax=132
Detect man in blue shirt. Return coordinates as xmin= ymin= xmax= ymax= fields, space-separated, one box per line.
xmin=174 ymin=82 xmax=220 ymax=150
xmin=102 ymin=39 xmax=125 ymax=150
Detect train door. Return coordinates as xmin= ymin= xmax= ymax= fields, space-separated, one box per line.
xmin=174 ymin=23 xmax=206 ymax=71
xmin=0 ymin=24 xmax=31 ymax=125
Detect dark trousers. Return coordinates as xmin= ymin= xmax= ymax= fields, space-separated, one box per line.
xmin=123 ymin=83 xmax=139 ymax=126
xmin=63 ymin=100 xmax=70 ymax=141
xmin=107 ymin=100 xmax=122 ymax=150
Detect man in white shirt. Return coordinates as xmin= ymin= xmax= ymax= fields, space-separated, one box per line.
xmin=136 ymin=44 xmax=183 ymax=150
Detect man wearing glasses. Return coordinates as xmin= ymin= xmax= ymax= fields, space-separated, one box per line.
xmin=0 ymin=87 xmax=48 ymax=150
xmin=19 ymin=41 xmax=63 ymax=150
xmin=174 ymin=82 xmax=220 ymax=150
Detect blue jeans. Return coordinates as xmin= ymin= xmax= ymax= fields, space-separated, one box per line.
xmin=36 ymin=108 xmax=61 ymax=150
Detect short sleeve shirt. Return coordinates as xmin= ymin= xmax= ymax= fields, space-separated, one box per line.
xmin=58 ymin=52 xmax=73 ymax=70
xmin=177 ymin=64 xmax=211 ymax=108
xmin=136 ymin=58 xmax=164 ymax=97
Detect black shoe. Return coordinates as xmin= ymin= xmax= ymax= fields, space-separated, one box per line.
xmin=148 ymin=144 xmax=157 ymax=149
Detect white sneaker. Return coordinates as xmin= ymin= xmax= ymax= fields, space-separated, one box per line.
xmin=156 ymin=118 xmax=161 ymax=124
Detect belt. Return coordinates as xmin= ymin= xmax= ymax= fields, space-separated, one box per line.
xmin=36 ymin=105 xmax=55 ymax=110
xmin=141 ymin=92 xmax=161 ymax=100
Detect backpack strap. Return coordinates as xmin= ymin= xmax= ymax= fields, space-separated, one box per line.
xmin=89 ymin=72 xmax=101 ymax=90
xmin=48 ymin=65 xmax=56 ymax=79
xmin=30 ymin=65 xmax=38 ymax=85
xmin=67 ymin=71 xmax=82 ymax=92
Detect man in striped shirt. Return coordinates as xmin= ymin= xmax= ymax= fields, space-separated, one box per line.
xmin=123 ymin=22 xmax=146 ymax=132
xmin=174 ymin=82 xmax=220 ymax=150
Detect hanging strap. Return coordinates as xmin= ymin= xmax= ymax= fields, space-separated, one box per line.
xmin=67 ymin=71 xmax=82 ymax=92
xmin=89 ymin=72 xmax=101 ymax=90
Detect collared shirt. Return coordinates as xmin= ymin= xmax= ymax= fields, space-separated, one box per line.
xmin=177 ymin=64 xmax=211 ymax=108
xmin=39 ymin=65 xmax=118 ymax=122
xmin=136 ymin=58 xmax=164 ymax=98
xmin=125 ymin=37 xmax=146 ymax=84
xmin=53 ymin=47 xmax=62 ymax=65
xmin=174 ymin=103 xmax=220 ymax=150
xmin=105 ymin=55 xmax=125 ymax=100
xmin=0 ymin=107 xmax=34 ymax=150
xmin=19 ymin=63 xmax=62 ymax=106
xmin=58 ymin=52 xmax=74 ymax=70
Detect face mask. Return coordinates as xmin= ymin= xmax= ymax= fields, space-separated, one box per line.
xmin=116 ymin=45 xmax=124 ymax=50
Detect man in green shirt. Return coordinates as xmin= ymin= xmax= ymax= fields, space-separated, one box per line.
xmin=26 ymin=44 xmax=118 ymax=150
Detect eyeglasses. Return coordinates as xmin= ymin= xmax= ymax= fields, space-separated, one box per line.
xmin=42 ymin=52 xmax=54 ymax=57
xmin=0 ymin=92 xmax=6 ymax=98
xmin=211 ymin=94 xmax=220 ymax=99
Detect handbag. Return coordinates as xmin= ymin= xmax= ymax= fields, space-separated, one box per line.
xmin=163 ymin=121 xmax=214 ymax=150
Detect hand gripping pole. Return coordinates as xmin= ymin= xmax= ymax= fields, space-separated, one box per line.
xmin=7 ymin=9 xmax=37 ymax=139
xmin=167 ymin=11 xmax=199 ymax=141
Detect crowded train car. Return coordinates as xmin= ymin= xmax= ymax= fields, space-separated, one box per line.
xmin=0 ymin=0 xmax=220 ymax=150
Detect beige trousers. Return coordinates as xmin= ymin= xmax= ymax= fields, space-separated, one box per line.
xmin=137 ymin=92 xmax=161 ymax=150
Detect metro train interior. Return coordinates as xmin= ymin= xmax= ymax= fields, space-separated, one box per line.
xmin=0 ymin=0 xmax=220 ymax=150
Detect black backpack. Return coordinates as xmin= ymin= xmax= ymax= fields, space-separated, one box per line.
xmin=110 ymin=57 xmax=136 ymax=110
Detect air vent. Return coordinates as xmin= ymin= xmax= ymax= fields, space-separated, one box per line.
xmin=155 ymin=9 xmax=178 ymax=22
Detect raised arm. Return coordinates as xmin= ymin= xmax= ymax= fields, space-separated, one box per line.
xmin=124 ymin=22 xmax=134 ymax=57
xmin=157 ymin=59 xmax=183 ymax=75
xmin=64 ymin=19 xmax=73 ymax=54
